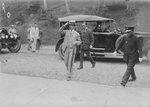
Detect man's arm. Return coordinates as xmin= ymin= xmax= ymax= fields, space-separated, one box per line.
xmin=58 ymin=22 xmax=69 ymax=34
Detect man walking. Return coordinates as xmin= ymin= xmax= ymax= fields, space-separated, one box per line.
xmin=78 ymin=22 xmax=95 ymax=69
xmin=114 ymin=27 xmax=143 ymax=87
xmin=58 ymin=20 xmax=81 ymax=81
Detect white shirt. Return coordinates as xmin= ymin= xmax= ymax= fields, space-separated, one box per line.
xmin=28 ymin=26 xmax=39 ymax=39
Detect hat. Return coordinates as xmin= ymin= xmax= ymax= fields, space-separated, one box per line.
xmin=125 ymin=26 xmax=134 ymax=31
xmin=125 ymin=30 xmax=132 ymax=33
xmin=10 ymin=25 xmax=15 ymax=27
xmin=69 ymin=20 xmax=76 ymax=26
xmin=82 ymin=22 xmax=87 ymax=26
xmin=125 ymin=26 xmax=135 ymax=33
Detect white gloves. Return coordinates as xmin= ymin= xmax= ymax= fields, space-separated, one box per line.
xmin=90 ymin=45 xmax=93 ymax=48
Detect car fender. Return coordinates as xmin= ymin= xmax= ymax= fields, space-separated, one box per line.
xmin=55 ymin=38 xmax=64 ymax=52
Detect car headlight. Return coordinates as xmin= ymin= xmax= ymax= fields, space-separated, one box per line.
xmin=5 ymin=35 xmax=8 ymax=38
xmin=14 ymin=34 xmax=17 ymax=38
xmin=1 ymin=35 xmax=5 ymax=38
xmin=10 ymin=35 xmax=14 ymax=38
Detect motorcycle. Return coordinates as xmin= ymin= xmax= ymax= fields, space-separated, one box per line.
xmin=0 ymin=28 xmax=21 ymax=53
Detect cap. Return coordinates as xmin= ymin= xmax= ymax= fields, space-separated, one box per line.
xmin=10 ymin=25 xmax=15 ymax=27
xmin=82 ymin=22 xmax=87 ymax=26
xmin=125 ymin=26 xmax=135 ymax=31
xmin=125 ymin=30 xmax=132 ymax=33
xmin=69 ymin=20 xmax=76 ymax=26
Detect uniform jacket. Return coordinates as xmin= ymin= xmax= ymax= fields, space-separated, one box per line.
xmin=61 ymin=29 xmax=81 ymax=52
xmin=81 ymin=28 xmax=94 ymax=50
xmin=116 ymin=33 xmax=142 ymax=63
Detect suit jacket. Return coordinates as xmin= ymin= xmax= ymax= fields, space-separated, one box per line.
xmin=81 ymin=28 xmax=94 ymax=50
xmin=116 ymin=33 xmax=142 ymax=63
xmin=61 ymin=29 xmax=81 ymax=52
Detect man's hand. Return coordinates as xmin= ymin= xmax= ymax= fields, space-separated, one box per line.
xmin=139 ymin=58 xmax=143 ymax=62
xmin=90 ymin=45 xmax=93 ymax=48
xmin=113 ymin=51 xmax=117 ymax=55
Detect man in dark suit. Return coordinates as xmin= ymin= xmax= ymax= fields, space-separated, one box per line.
xmin=78 ymin=22 xmax=96 ymax=69
xmin=114 ymin=27 xmax=143 ymax=87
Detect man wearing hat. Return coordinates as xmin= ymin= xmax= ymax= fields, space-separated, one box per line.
xmin=114 ymin=27 xmax=143 ymax=87
xmin=27 ymin=23 xmax=39 ymax=52
xmin=58 ymin=20 xmax=81 ymax=81
xmin=78 ymin=22 xmax=95 ymax=69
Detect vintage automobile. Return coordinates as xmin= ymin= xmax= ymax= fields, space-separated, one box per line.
xmin=55 ymin=15 xmax=150 ymax=62
xmin=0 ymin=27 xmax=21 ymax=53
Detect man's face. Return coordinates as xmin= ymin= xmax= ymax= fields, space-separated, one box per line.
xmin=82 ymin=23 xmax=87 ymax=29
xmin=69 ymin=25 xmax=75 ymax=30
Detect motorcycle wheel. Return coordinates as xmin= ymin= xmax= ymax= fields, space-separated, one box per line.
xmin=8 ymin=39 xmax=21 ymax=53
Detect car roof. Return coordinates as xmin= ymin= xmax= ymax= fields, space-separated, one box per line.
xmin=58 ymin=14 xmax=114 ymax=22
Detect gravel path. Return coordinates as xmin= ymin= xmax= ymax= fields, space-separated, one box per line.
xmin=1 ymin=45 xmax=150 ymax=88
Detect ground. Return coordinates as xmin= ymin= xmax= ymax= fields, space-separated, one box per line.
xmin=1 ymin=45 xmax=150 ymax=88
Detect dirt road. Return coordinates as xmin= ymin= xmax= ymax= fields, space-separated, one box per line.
xmin=1 ymin=45 xmax=150 ymax=88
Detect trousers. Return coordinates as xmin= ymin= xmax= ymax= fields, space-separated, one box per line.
xmin=122 ymin=54 xmax=137 ymax=85
xmin=64 ymin=47 xmax=76 ymax=74
xmin=79 ymin=49 xmax=95 ymax=68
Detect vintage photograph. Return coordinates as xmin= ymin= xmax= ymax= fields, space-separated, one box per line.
xmin=0 ymin=0 xmax=150 ymax=106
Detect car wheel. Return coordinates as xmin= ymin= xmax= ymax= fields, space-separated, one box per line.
xmin=147 ymin=49 xmax=150 ymax=62
xmin=58 ymin=45 xmax=64 ymax=60
xmin=8 ymin=39 xmax=21 ymax=53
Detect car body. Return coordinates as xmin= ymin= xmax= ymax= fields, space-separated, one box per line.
xmin=55 ymin=15 xmax=150 ymax=61
xmin=0 ymin=27 xmax=21 ymax=53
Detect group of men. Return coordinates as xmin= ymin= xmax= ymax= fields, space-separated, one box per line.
xmin=58 ymin=20 xmax=143 ymax=87
xmin=58 ymin=20 xmax=96 ymax=81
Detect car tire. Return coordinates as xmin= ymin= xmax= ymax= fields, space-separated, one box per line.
xmin=8 ymin=39 xmax=21 ymax=53
xmin=147 ymin=49 xmax=150 ymax=62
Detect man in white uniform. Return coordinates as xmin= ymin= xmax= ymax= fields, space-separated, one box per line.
xmin=27 ymin=23 xmax=39 ymax=52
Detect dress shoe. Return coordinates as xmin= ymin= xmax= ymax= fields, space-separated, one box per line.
xmin=128 ymin=78 xmax=136 ymax=82
xmin=92 ymin=62 xmax=96 ymax=68
xmin=77 ymin=67 xmax=83 ymax=70
xmin=67 ymin=76 xmax=71 ymax=81
xmin=120 ymin=82 xmax=126 ymax=87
